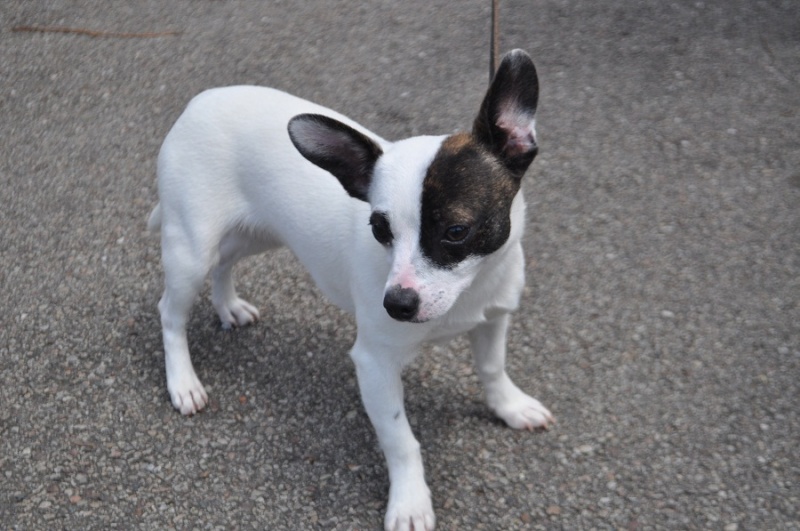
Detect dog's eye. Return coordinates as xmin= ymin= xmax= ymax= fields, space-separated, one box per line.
xmin=443 ymin=224 xmax=470 ymax=243
xmin=369 ymin=212 xmax=393 ymax=246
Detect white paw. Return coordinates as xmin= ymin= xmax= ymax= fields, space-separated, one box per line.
xmin=168 ymin=373 xmax=208 ymax=416
xmin=216 ymin=297 xmax=260 ymax=330
xmin=384 ymin=485 xmax=435 ymax=531
xmin=491 ymin=386 xmax=555 ymax=431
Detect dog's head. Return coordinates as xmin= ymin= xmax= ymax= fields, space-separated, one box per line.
xmin=288 ymin=50 xmax=539 ymax=323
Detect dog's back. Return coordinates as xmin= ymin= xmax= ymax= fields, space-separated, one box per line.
xmin=152 ymin=86 xmax=387 ymax=312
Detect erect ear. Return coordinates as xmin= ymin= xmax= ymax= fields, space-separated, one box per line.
xmin=472 ymin=49 xmax=539 ymax=178
xmin=288 ymin=114 xmax=383 ymax=202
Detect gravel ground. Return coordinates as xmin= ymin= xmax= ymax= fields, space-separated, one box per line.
xmin=1 ymin=0 xmax=798 ymax=529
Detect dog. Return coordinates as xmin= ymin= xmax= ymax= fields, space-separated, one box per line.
xmin=148 ymin=49 xmax=553 ymax=531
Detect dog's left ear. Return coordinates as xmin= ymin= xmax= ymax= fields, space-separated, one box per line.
xmin=288 ymin=114 xmax=383 ymax=202
xmin=473 ymin=49 xmax=539 ymax=178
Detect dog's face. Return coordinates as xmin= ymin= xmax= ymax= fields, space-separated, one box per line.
xmin=289 ymin=50 xmax=539 ymax=323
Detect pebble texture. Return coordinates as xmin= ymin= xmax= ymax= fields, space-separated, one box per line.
xmin=1 ymin=0 xmax=798 ymax=529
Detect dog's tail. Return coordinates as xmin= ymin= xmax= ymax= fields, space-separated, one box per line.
xmin=147 ymin=203 xmax=162 ymax=234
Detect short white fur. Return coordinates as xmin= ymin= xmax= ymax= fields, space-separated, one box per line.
xmin=149 ymin=50 xmax=552 ymax=531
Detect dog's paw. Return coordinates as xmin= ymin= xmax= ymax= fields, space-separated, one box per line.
xmin=384 ymin=485 xmax=435 ymax=531
xmin=491 ymin=386 xmax=555 ymax=431
xmin=168 ymin=374 xmax=209 ymax=416
xmin=216 ymin=297 xmax=260 ymax=330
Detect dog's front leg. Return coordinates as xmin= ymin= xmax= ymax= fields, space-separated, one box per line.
xmin=469 ymin=313 xmax=554 ymax=430
xmin=350 ymin=338 xmax=435 ymax=531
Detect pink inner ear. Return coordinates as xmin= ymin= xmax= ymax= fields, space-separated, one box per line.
xmin=497 ymin=114 xmax=537 ymax=157
xmin=495 ymin=98 xmax=537 ymax=155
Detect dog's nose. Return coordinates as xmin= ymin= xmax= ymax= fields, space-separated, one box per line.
xmin=383 ymin=285 xmax=420 ymax=322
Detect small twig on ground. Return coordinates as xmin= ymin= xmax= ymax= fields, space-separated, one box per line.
xmin=11 ymin=25 xmax=182 ymax=38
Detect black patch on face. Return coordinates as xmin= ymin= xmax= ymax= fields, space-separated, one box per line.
xmin=420 ymin=134 xmax=521 ymax=268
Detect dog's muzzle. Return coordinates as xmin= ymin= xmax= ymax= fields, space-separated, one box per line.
xmin=383 ymin=285 xmax=420 ymax=322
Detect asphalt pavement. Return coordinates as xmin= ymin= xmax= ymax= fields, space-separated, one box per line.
xmin=1 ymin=0 xmax=798 ymax=529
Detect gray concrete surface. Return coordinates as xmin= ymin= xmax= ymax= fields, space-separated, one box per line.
xmin=1 ymin=0 xmax=798 ymax=529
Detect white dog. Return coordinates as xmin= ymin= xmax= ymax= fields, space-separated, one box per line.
xmin=149 ymin=49 xmax=553 ymax=531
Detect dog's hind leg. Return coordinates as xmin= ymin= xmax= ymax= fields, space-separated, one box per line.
xmin=469 ymin=313 xmax=555 ymax=430
xmin=211 ymin=229 xmax=278 ymax=329
xmin=158 ymin=230 xmax=213 ymax=415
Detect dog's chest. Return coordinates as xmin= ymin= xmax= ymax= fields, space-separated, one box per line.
xmin=424 ymin=301 xmax=515 ymax=345
xmin=426 ymin=241 xmax=526 ymax=344
xmin=425 ymin=318 xmax=484 ymax=345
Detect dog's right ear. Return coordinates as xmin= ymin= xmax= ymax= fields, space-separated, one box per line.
xmin=472 ymin=49 xmax=539 ymax=179
xmin=288 ymin=114 xmax=383 ymax=202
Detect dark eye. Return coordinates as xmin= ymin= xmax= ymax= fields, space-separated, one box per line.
xmin=443 ymin=224 xmax=470 ymax=243
xmin=369 ymin=212 xmax=393 ymax=246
